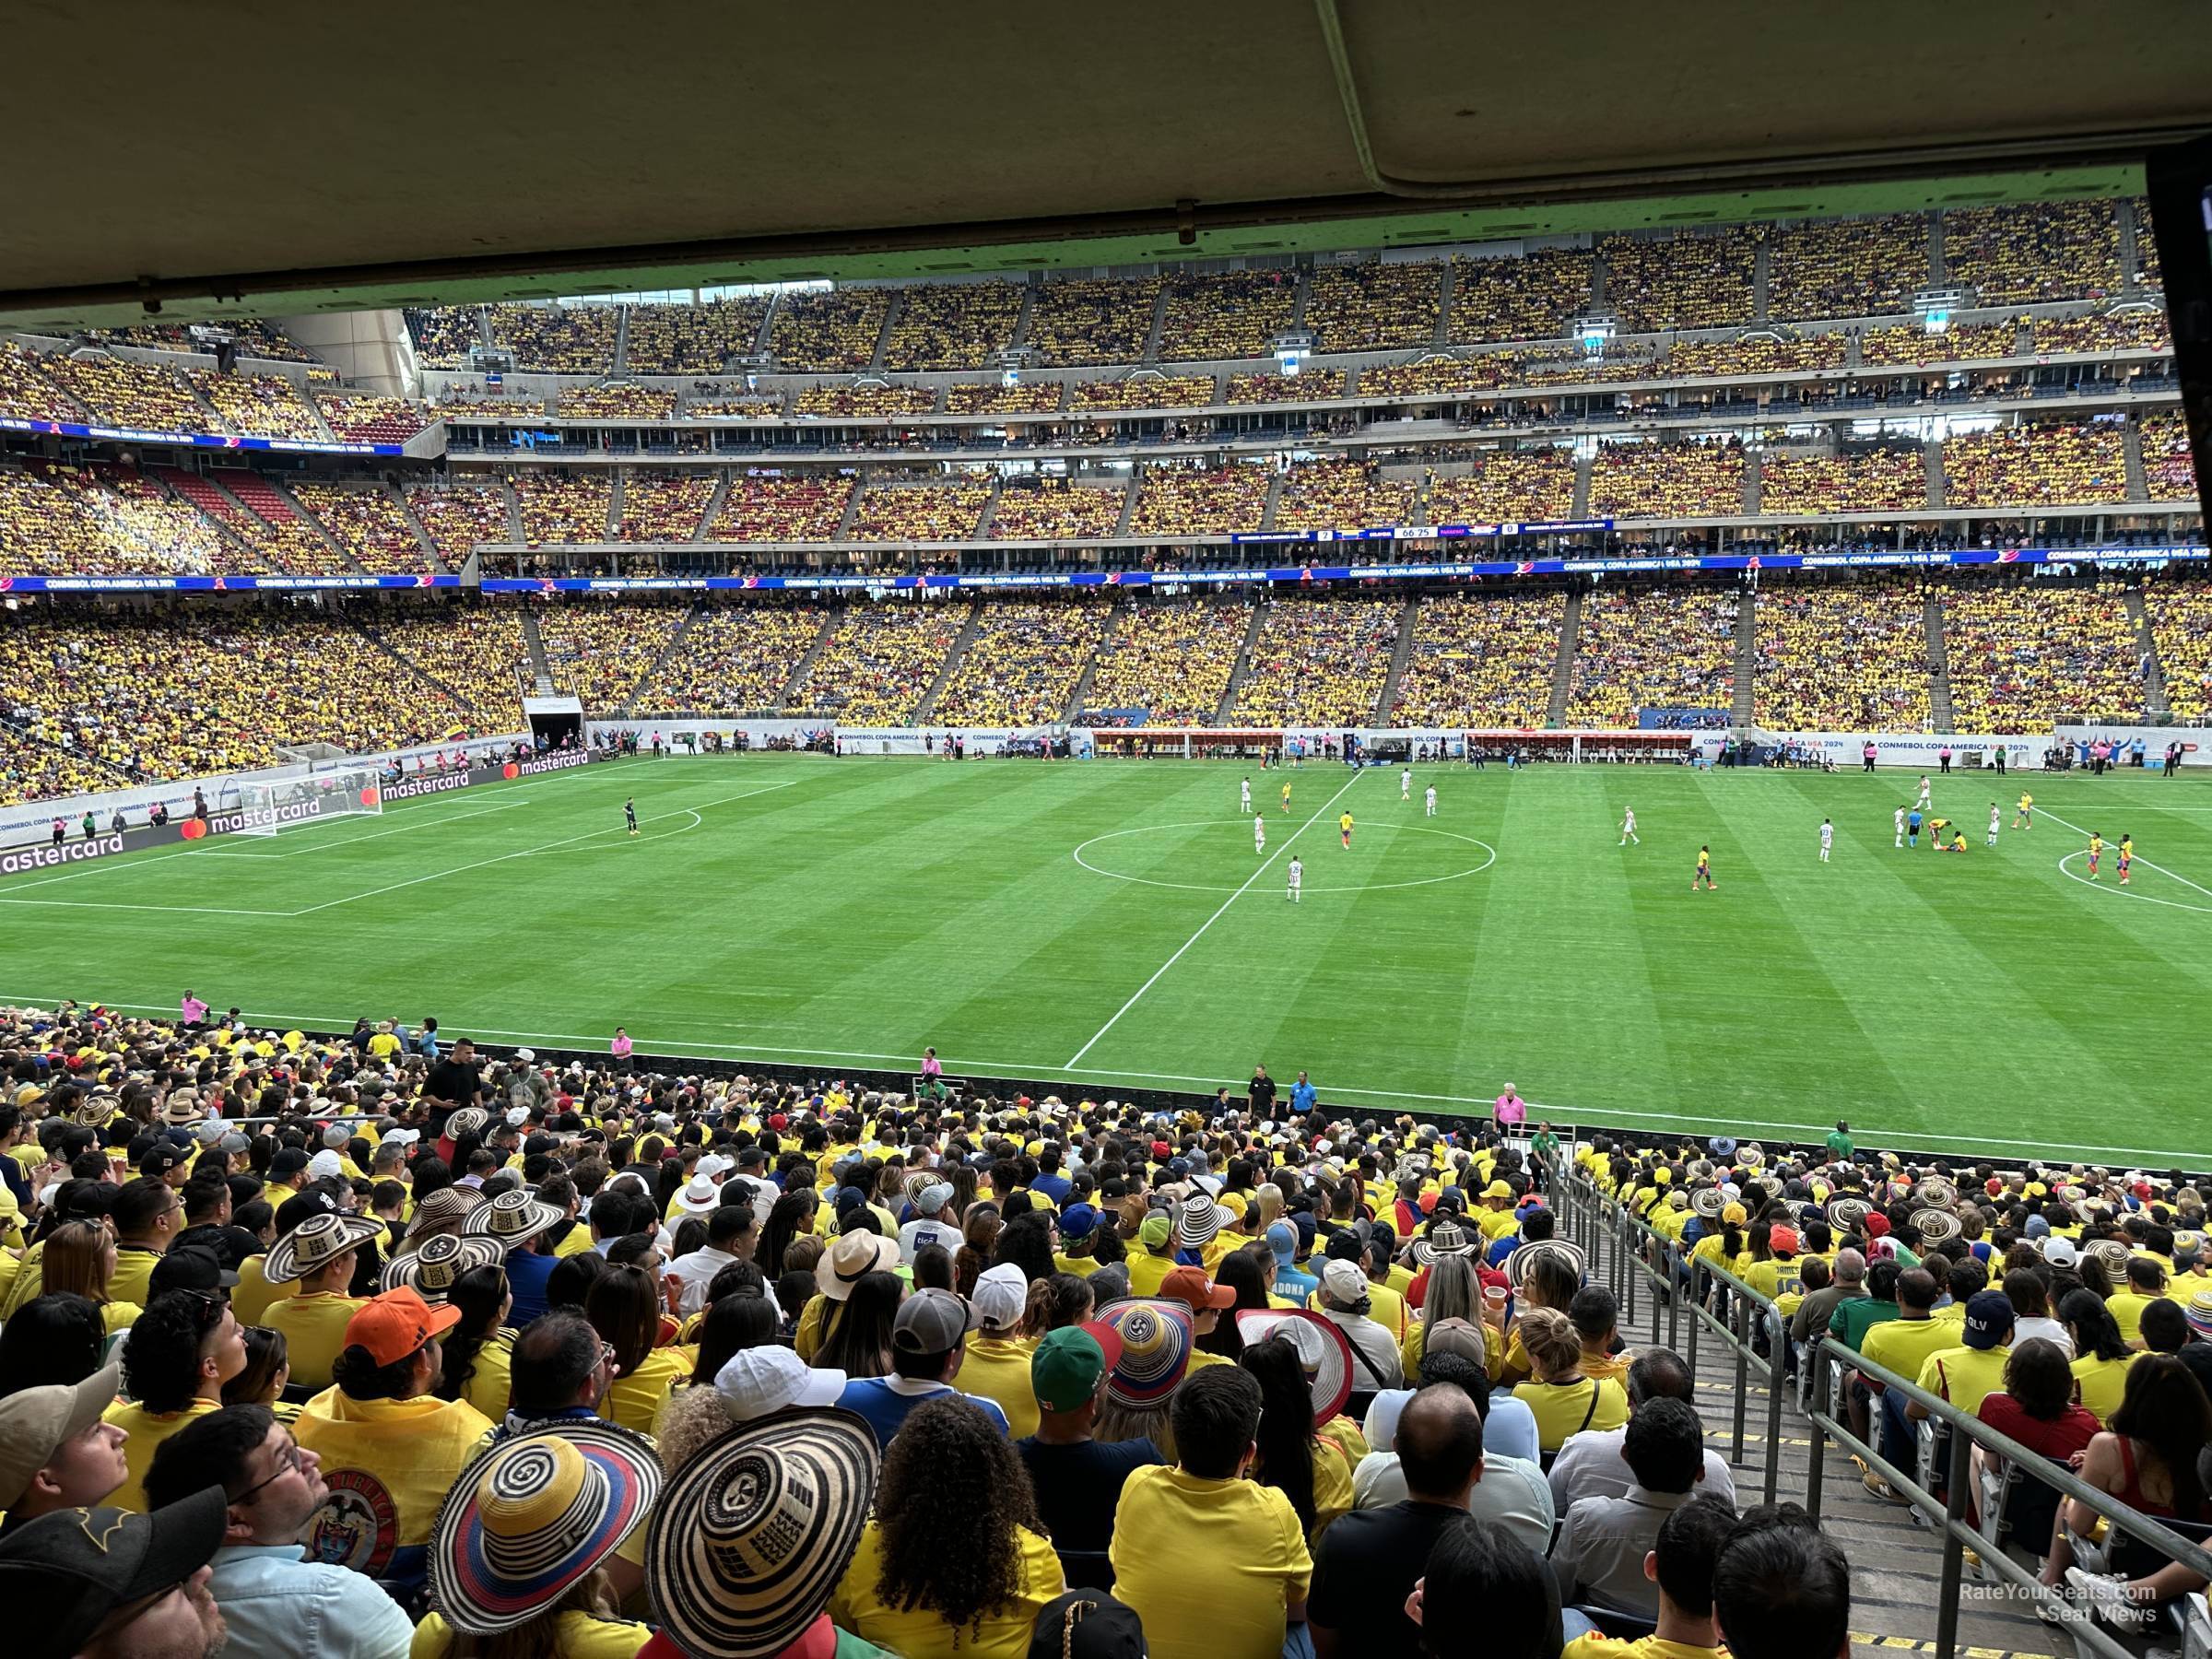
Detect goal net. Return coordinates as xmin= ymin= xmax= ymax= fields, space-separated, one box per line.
xmin=235 ymin=768 xmax=385 ymax=838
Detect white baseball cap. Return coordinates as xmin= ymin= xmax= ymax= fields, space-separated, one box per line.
xmin=972 ymin=1263 xmax=1030 ymax=1333
xmin=713 ymin=1346 xmax=846 ymax=1422
xmin=307 ymin=1149 xmax=344 ymax=1182
xmin=695 ymin=1154 xmax=734 ymax=1182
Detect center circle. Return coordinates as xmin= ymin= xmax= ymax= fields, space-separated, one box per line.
xmin=1073 ymin=818 xmax=1497 ymax=894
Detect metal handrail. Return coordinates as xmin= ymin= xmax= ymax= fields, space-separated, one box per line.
xmin=1555 ymin=1166 xmax=2212 ymax=1659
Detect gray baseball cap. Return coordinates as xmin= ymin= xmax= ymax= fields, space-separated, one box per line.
xmin=891 ymin=1288 xmax=981 ymax=1355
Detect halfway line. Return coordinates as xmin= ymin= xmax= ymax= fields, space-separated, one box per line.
xmin=1063 ymin=771 xmax=1363 ymax=1069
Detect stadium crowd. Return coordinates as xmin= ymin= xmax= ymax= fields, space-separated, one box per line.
xmin=1588 ymin=441 xmax=1747 ymax=522
xmin=1130 ymin=465 xmax=1272 ymax=539
xmin=1068 ymin=374 xmax=1218 ymax=413
xmin=1448 ymin=249 xmax=1595 ymax=346
xmin=1230 ymin=597 xmax=1404 ymax=726
xmin=485 ymin=304 xmax=617 ymax=376
xmin=623 ymin=300 xmax=771 ymax=376
xmin=770 ymin=290 xmax=894 ymax=373
xmin=1940 ymin=583 xmax=2145 ymax=731
xmin=636 ymin=605 xmax=830 ymax=715
xmin=711 ymin=475 xmax=857 ymax=542
xmin=1305 ymin=260 xmax=1442 ymax=351
xmin=1752 ymin=583 xmax=1935 ymax=731
xmin=0 ymin=999 xmax=1920 ymax=1659
xmin=1766 ymin=214 xmax=1930 ymax=322
xmin=535 ymin=603 xmax=689 ymax=714
xmin=2148 ymin=581 xmax=2212 ymax=724
xmin=1274 ymin=461 xmax=1418 ymax=535
xmin=1028 ymin=276 xmax=1162 ymax=367
xmin=792 ymin=383 xmax=939 ymax=419
xmin=406 ymin=482 xmax=513 ymax=568
xmin=945 ymin=381 xmax=1065 ymax=418
xmin=292 ymin=484 xmax=437 ymax=575
xmin=366 ymin=607 xmax=527 ymax=724
xmin=192 ymin=372 xmax=326 ymax=442
xmin=987 ymin=478 xmax=1127 ymax=541
xmin=516 ymin=476 xmax=617 ymax=545
xmin=1564 ymin=589 xmax=1738 ymax=726
xmin=1941 ymin=422 xmax=2129 ymax=511
xmin=406 ymin=308 xmax=485 ymax=368
xmin=881 ymin=282 xmax=1027 ymax=371
xmin=1598 ymin=230 xmax=1759 ymax=333
xmin=934 ymin=602 xmax=1113 ymax=726
xmin=1157 ymin=272 xmax=1298 ymax=363
xmin=616 ymin=475 xmax=717 ymax=543
xmin=1942 ymin=200 xmax=2124 ymax=305
xmin=1390 ymin=592 xmax=1568 ymax=729
xmin=1078 ymin=599 xmax=1251 ymax=724
xmin=849 ymin=480 xmax=992 ymax=542
xmin=805 ymin=602 xmax=971 ymax=724
xmin=42 ymin=352 xmax=207 ymax=433
xmin=1421 ymin=451 xmax=1578 ymax=525
xmin=1757 ymin=450 xmax=1929 ymax=516
xmin=561 ymin=384 xmax=681 ymax=422
xmin=1228 ymin=370 xmax=1347 ymax=406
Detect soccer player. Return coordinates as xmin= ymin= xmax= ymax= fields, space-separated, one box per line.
xmin=1619 ymin=807 xmax=1639 ymax=846
xmin=1893 ymin=806 xmax=1906 ymax=848
xmin=1916 ymin=774 xmax=1933 ymax=811
xmin=1287 ymin=854 xmax=1303 ymax=903
xmin=1907 ymin=807 xmax=1922 ymax=848
xmin=1400 ymin=767 xmax=1412 ymax=802
xmin=1281 ymin=782 xmax=1292 ymax=815
xmin=1926 ymin=816 xmax=1950 ymax=851
xmin=2014 ymin=790 xmax=2033 ymax=830
xmin=1986 ymin=803 xmax=2000 ymax=847
xmin=1819 ymin=818 xmax=1833 ymax=863
xmin=1949 ymin=829 xmax=1968 ymax=853
xmin=2119 ymin=833 xmax=2134 ymax=885
xmin=625 ymin=798 xmax=639 ymax=838
xmin=1424 ymin=784 xmax=1438 ymax=818
xmin=1241 ymin=776 xmax=1252 ymax=814
xmin=1339 ymin=810 xmax=1354 ymax=850
xmin=2087 ymin=830 xmax=2103 ymax=879
xmin=1693 ymin=845 xmax=1715 ymax=890
xmin=1254 ymin=813 xmax=1266 ymax=854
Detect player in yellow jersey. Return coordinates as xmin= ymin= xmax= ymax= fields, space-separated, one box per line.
xmin=2014 ymin=790 xmax=2033 ymax=830
xmin=1339 ymin=811 xmax=1354 ymax=850
xmin=1693 ymin=845 xmax=1714 ymax=890
xmin=1926 ymin=817 xmax=1951 ymax=850
xmin=1281 ymin=782 xmax=1292 ymax=814
xmin=2119 ymin=833 xmax=2134 ymax=885
xmin=2087 ymin=831 xmax=2103 ymax=879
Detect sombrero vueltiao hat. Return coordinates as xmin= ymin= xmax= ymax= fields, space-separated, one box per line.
xmin=462 ymin=1188 xmax=562 ymax=1251
xmin=1736 ymin=1144 xmax=1766 ymax=1171
xmin=645 ymin=1408 xmax=878 ymax=1659
xmin=382 ymin=1233 xmax=505 ymax=1300
xmin=1234 ymin=1307 xmax=1353 ymax=1421
xmin=432 ymin=1421 xmax=661 ymax=1636
xmin=1409 ymin=1219 xmax=1474 ymax=1268
xmin=1826 ymin=1195 xmax=1872 ymax=1233
xmin=444 ymin=1107 xmax=491 ymax=1141
xmin=406 ymin=1186 xmax=486 ymax=1241
xmin=1174 ymin=1193 xmax=1221 ymax=1250
xmin=1912 ymin=1208 xmax=1962 ymax=1248
xmin=1094 ymin=1298 xmax=1194 ymax=1408
xmin=262 ymin=1210 xmax=384 ymax=1285
xmin=1690 ymin=1187 xmax=1727 ymax=1221
xmin=1914 ymin=1177 xmax=1960 ymax=1208
xmin=2187 ymin=1289 xmax=2212 ymax=1342
xmin=2084 ymin=1239 xmax=2135 ymax=1277
xmin=1504 ymin=1237 xmax=1588 ymax=1286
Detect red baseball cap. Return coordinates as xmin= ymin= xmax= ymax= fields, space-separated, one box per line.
xmin=345 ymin=1286 xmax=462 ymax=1367
xmin=1160 ymin=1267 xmax=1236 ymax=1311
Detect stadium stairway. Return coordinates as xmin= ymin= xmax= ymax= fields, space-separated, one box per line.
xmin=1743 ymin=452 xmax=1763 ymax=516
xmin=780 ymin=610 xmax=841 ymax=711
xmin=1010 ymin=280 xmax=1039 ymax=352
xmin=1924 ymin=594 xmax=1957 ymax=729
xmin=1139 ymin=286 xmax=1169 ymax=364
xmin=611 ymin=304 xmax=631 ymax=373
xmin=1060 ymin=600 xmax=1124 ymax=722
xmin=866 ymin=292 xmax=900 ymax=372
xmin=606 ymin=470 xmax=625 ymax=539
xmin=521 ymin=610 xmax=554 ymax=695
xmin=1545 ymin=593 xmax=1583 ymax=727
xmin=913 ymin=604 xmax=982 ymax=724
xmin=972 ymin=477 xmax=1003 ymax=539
xmin=1215 ymin=602 xmax=1269 ymax=724
xmin=619 ymin=606 xmax=702 ymax=719
xmin=691 ymin=475 xmax=732 ymax=543
xmin=1110 ymin=475 xmax=1140 ymax=538
xmin=1433 ymin=259 xmax=1456 ymax=347
xmin=832 ymin=484 xmax=864 ymax=542
xmin=1571 ymin=452 xmax=1594 ymax=519
xmin=1730 ymin=588 xmax=1759 ymax=725
xmin=1573 ymin=1201 xmax=2063 ymax=1657
xmin=1752 ymin=237 xmax=1773 ymax=323
xmin=1927 ymin=211 xmax=1947 ymax=285
xmin=1924 ymin=441 xmax=1947 ymax=512
xmin=1259 ymin=469 xmax=1286 ymax=533
xmin=389 ymin=483 xmax=449 ymax=574
xmin=1373 ymin=596 xmax=1420 ymax=723
xmin=2124 ymin=419 xmax=2152 ymax=503
xmin=2124 ymin=587 xmax=2171 ymax=717
xmin=2118 ymin=197 xmax=2145 ymax=290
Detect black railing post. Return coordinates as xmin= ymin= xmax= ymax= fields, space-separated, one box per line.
xmin=1935 ymin=1418 xmax=1975 ymax=1659
xmin=1764 ymin=1305 xmax=1784 ymax=1501
xmin=1806 ymin=1338 xmax=1829 ymax=1516
xmin=1731 ymin=1291 xmax=1750 ymax=1469
xmin=1665 ymin=1242 xmax=1681 ymax=1352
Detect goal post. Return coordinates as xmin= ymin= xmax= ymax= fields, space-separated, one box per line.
xmin=235 ymin=768 xmax=385 ymax=838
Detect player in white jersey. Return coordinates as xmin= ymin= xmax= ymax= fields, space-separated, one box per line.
xmin=1254 ymin=813 xmax=1266 ymax=853
xmin=1287 ymin=855 xmax=1302 ymax=902
xmin=1401 ymin=768 xmax=1412 ymax=801
xmin=1819 ymin=818 xmax=1833 ymax=863
xmin=1986 ymin=803 xmax=2000 ymax=847
xmin=1618 ymin=808 xmax=1639 ymax=846
xmin=1894 ymin=806 xmax=1905 ymax=849
xmin=1241 ymin=776 xmax=1252 ymax=814
xmin=1424 ymin=784 xmax=1438 ymax=817
xmin=1917 ymin=775 xmax=1933 ymax=810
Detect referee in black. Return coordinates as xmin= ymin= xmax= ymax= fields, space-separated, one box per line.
xmin=625 ymin=797 xmax=639 ymax=837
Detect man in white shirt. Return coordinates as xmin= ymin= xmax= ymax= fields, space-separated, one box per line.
xmin=1894 ymin=806 xmax=1905 ymax=848
xmin=1425 ymin=785 xmax=1437 ymax=818
xmin=1316 ymin=1259 xmax=1403 ymax=1390
xmin=1548 ymin=1349 xmax=1736 ymax=1513
xmin=1287 ymin=857 xmax=1303 ymax=905
xmin=665 ymin=1204 xmax=761 ymax=1317
xmin=900 ymin=1182 xmax=963 ymax=1264
xmin=1401 ymin=768 xmax=1413 ymax=801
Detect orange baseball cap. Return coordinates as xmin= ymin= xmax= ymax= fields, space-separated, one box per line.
xmin=346 ymin=1286 xmax=463 ymax=1367
xmin=1159 ymin=1267 xmax=1236 ymax=1311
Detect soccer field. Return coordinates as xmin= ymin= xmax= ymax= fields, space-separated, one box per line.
xmin=5 ymin=754 xmax=2208 ymax=1165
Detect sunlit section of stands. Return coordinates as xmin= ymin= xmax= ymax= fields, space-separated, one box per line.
xmin=42 ymin=352 xmax=207 ymax=431
xmin=218 ymin=472 xmax=354 ymax=574
xmin=1564 ymin=587 xmax=1738 ymax=725
xmin=934 ymin=602 xmax=1112 ymax=724
xmin=1390 ymin=591 xmax=1566 ymax=728
xmin=193 ymin=372 xmax=324 ymax=441
xmin=1588 ymin=440 xmax=1747 ymax=521
xmin=1273 ymin=460 xmax=1418 ymax=533
xmin=1229 ymin=597 xmax=1403 ymax=725
xmin=1421 ymin=451 xmax=1577 ymax=524
xmin=637 ymin=605 xmax=830 ymax=712
xmin=1128 ymin=465 xmax=1270 ymax=538
xmin=1941 ymin=421 xmax=2128 ymax=510
xmin=1754 ymin=582 xmax=1933 ymax=730
xmin=406 ymin=483 xmax=512 ymax=570
xmin=370 ymin=607 xmax=524 ymax=721
xmin=535 ymin=602 xmax=686 ymax=712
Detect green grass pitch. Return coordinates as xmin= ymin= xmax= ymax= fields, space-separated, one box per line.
xmin=4 ymin=755 xmax=2208 ymax=1166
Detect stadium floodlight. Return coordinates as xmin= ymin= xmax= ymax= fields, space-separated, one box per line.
xmin=236 ymin=768 xmax=384 ymax=838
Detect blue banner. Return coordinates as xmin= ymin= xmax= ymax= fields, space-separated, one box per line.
xmin=0 ymin=415 xmax=405 ymax=457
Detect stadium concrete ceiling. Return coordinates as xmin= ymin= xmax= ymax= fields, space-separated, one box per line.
xmin=6 ymin=0 xmax=2210 ymax=329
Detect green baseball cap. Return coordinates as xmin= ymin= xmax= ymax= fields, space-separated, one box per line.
xmin=1030 ymin=1322 xmax=1125 ymax=1412
xmin=1138 ymin=1213 xmax=1173 ymax=1251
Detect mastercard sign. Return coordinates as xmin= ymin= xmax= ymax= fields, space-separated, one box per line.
xmin=358 ymin=786 xmax=381 ymax=807
xmin=502 ymin=763 xmax=520 ymax=780
xmin=180 ymin=820 xmax=206 ymax=840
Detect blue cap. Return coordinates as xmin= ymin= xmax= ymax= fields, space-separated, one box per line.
xmin=1963 ymin=1290 xmax=2015 ymax=1350
xmin=1265 ymin=1221 xmax=1297 ymax=1262
xmin=1061 ymin=1202 xmax=1099 ymax=1240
